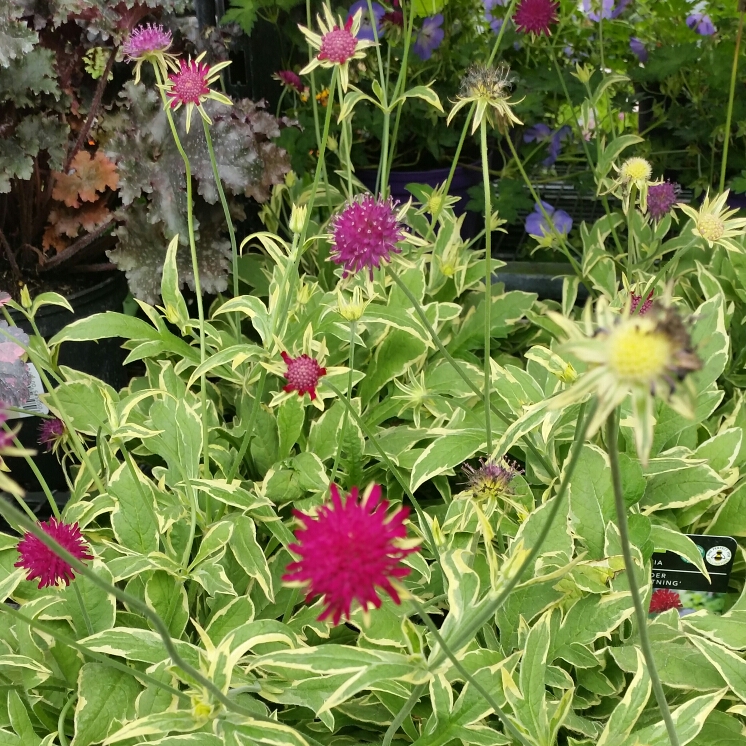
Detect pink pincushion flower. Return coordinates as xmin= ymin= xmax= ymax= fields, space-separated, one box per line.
xmin=38 ymin=417 xmax=65 ymax=453
xmin=284 ymin=484 xmax=417 ymax=624
xmin=275 ymin=70 xmax=304 ymax=92
xmin=630 ymin=291 xmax=654 ymax=316
xmin=15 ymin=518 xmax=93 ymax=589
xmin=647 ymin=181 xmax=679 ymax=221
xmin=122 ymin=23 xmax=176 ymax=85
xmin=319 ymin=17 xmax=360 ymax=62
xmin=282 ymin=352 xmax=326 ymax=400
xmin=649 ymin=588 xmax=682 ymax=614
xmin=122 ymin=23 xmax=172 ymax=60
xmin=514 ymin=0 xmax=559 ymax=35
xmin=330 ymin=195 xmax=406 ymax=278
xmin=0 ymin=405 xmax=13 ymax=450
xmin=161 ymin=53 xmax=232 ymax=132
xmin=299 ymin=4 xmax=376 ymax=91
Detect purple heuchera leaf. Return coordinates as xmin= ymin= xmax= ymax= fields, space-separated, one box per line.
xmin=630 ymin=37 xmax=648 ymax=62
xmin=412 ymin=15 xmax=444 ymax=61
xmin=686 ymin=12 xmax=716 ymax=36
xmin=348 ymin=0 xmax=386 ymax=40
xmin=525 ymin=201 xmax=573 ymax=237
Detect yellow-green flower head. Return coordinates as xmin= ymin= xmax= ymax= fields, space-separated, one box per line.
xmin=678 ymin=189 xmax=746 ymax=251
xmin=298 ymin=5 xmax=376 ymax=91
xmin=447 ymin=63 xmax=523 ymax=135
xmin=612 ymin=157 xmax=653 ymax=212
xmin=548 ymin=300 xmax=701 ymax=463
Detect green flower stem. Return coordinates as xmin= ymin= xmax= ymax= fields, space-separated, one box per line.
xmin=487 ymin=0 xmax=518 ymax=66
xmin=0 ymin=326 xmax=106 ymax=496
xmin=0 ymin=497 xmax=274 ymax=725
xmin=6 ymin=426 xmax=60 ymax=520
xmin=0 ymin=603 xmax=190 ymax=701
xmin=386 ymin=2 xmax=416 ymax=175
xmin=201 ymin=118 xmax=241 ymax=340
xmin=606 ymin=412 xmax=680 ymax=746
xmin=324 ymin=381 xmax=440 ymax=567
xmin=481 ymin=119 xmax=493 ymax=455
xmin=72 ymin=581 xmax=94 ymax=637
xmin=381 ymin=684 xmax=426 ymax=746
xmin=503 ymin=136 xmax=584 ymax=278
xmin=428 ymin=400 xmax=594 ymax=669
xmin=57 ymin=694 xmax=76 ymax=746
xmin=626 ymin=185 xmax=637 ymax=275
xmin=226 ymin=65 xmax=336 ymax=484
xmin=330 ymin=320 xmax=357 ymax=486
xmin=410 ymin=596 xmax=532 ymax=746
xmin=548 ymin=47 xmax=625 ymax=257
xmin=387 ymin=269 xmax=554 ymax=478
xmin=720 ymin=9 xmax=745 ymax=192
xmin=152 ymin=67 xmax=211 ymax=495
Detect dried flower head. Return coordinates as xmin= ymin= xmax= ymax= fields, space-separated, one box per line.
xmin=161 ymin=53 xmax=233 ymax=133
xmin=678 ymin=190 xmax=746 ymax=252
xmin=647 ymin=181 xmax=679 ymax=221
xmin=463 ymin=458 xmax=520 ymax=502
xmin=329 ymin=195 xmax=406 ymax=278
xmin=448 ymin=63 xmax=523 ymax=135
xmin=649 ymin=588 xmax=682 ymax=614
xmin=38 ymin=417 xmax=66 ymax=453
xmin=548 ymin=300 xmax=702 ymax=463
xmin=15 ymin=518 xmax=93 ymax=589
xmin=299 ymin=4 xmax=375 ymax=91
xmin=283 ymin=483 xmax=417 ymax=624
xmin=122 ymin=23 xmax=176 ymax=84
xmin=281 ymin=351 xmax=327 ymax=400
xmin=514 ymin=0 xmax=559 ymax=36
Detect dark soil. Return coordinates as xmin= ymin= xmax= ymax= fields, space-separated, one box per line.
xmin=0 ymin=264 xmax=118 ymax=303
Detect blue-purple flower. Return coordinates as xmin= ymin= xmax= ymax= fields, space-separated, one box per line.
xmin=524 ymin=124 xmax=571 ymax=167
xmin=582 ymin=0 xmax=630 ymax=21
xmin=525 ymin=201 xmax=573 ymax=238
xmin=686 ymin=12 xmax=716 ymax=36
xmin=629 ymin=37 xmax=648 ymax=62
xmin=348 ymin=0 xmax=385 ymax=40
xmin=412 ymin=14 xmax=444 ymax=60
xmin=483 ymin=0 xmax=507 ymax=32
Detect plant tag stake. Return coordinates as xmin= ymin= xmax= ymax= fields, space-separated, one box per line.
xmin=652 ymin=534 xmax=737 ymax=593
xmin=4 ymin=363 xmax=49 ymax=420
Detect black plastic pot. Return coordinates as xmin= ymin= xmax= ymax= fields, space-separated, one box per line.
xmin=194 ymin=0 xmax=284 ymax=109
xmin=5 ymin=273 xmax=129 ymax=494
xmin=493 ymin=261 xmax=590 ymax=304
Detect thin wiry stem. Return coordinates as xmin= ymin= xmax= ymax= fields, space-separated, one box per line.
xmin=720 ymin=10 xmax=745 ymax=192
xmin=481 ymin=118 xmax=493 ymax=454
xmin=606 ymin=411 xmax=680 ymax=746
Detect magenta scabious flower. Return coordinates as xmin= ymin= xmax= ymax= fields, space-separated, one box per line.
xmin=647 ymin=181 xmax=679 ymax=221
xmin=122 ymin=23 xmax=172 ymax=60
xmin=281 ymin=352 xmax=326 ymax=400
xmin=412 ymin=14 xmax=445 ymax=60
xmin=514 ymin=0 xmax=559 ymax=36
xmin=383 ymin=9 xmax=404 ymax=27
xmin=275 ymin=70 xmax=304 ymax=92
xmin=649 ymin=588 xmax=682 ymax=614
xmin=38 ymin=417 xmax=65 ymax=453
xmin=348 ymin=0 xmax=385 ymax=40
xmin=284 ymin=484 xmax=417 ymax=624
xmin=15 ymin=518 xmax=93 ymax=589
xmin=330 ymin=195 xmax=406 ymax=278
xmin=525 ymin=201 xmax=573 ymax=237
xmin=168 ymin=59 xmax=212 ymax=107
xmin=630 ymin=37 xmax=648 ymax=62
xmin=630 ymin=291 xmax=654 ymax=316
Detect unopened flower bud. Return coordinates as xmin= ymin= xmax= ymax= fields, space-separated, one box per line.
xmin=20 ymin=285 xmax=31 ymax=310
xmin=326 ymin=135 xmax=338 ymax=152
xmin=285 ymin=170 xmax=298 ymax=187
xmin=289 ymin=204 xmax=307 ymax=234
xmin=337 ymin=286 xmax=368 ymax=321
